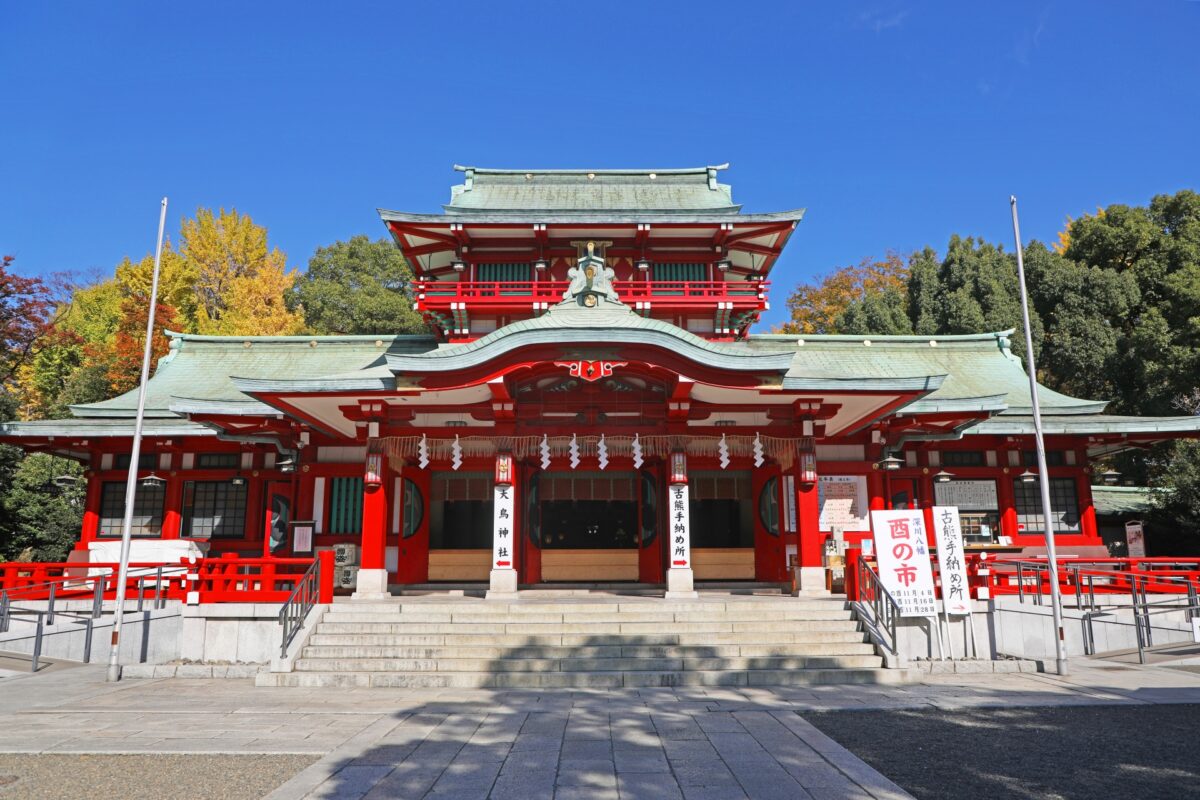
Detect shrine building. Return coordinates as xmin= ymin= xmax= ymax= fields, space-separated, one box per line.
xmin=5 ymin=164 xmax=1200 ymax=598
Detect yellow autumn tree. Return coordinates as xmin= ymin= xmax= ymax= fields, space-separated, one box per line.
xmin=776 ymin=252 xmax=909 ymax=334
xmin=180 ymin=208 xmax=304 ymax=335
xmin=114 ymin=243 xmax=199 ymax=332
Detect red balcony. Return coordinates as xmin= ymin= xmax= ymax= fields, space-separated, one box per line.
xmin=414 ymin=280 xmax=769 ymax=313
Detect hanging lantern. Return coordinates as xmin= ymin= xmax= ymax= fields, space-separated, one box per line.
xmin=364 ymin=452 xmax=384 ymax=487
xmin=798 ymin=450 xmax=817 ymax=488
xmin=669 ymin=450 xmax=688 ymax=484
xmin=494 ymin=452 xmax=514 ymax=486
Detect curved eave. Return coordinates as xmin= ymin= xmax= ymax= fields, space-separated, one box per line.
xmin=968 ymin=416 xmax=1200 ymax=436
xmin=903 ymin=394 xmax=1009 ymax=414
xmin=168 ymin=398 xmax=283 ymax=417
xmin=999 ymin=401 xmax=1110 ymax=416
xmin=0 ymin=418 xmax=215 ymax=438
xmin=385 ymin=328 xmax=798 ymax=375
xmin=231 ymin=376 xmax=396 ymax=394
xmin=379 ymin=209 xmax=805 ymax=225
xmin=781 ymin=375 xmax=947 ymax=393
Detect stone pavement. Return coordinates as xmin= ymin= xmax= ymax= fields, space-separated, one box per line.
xmin=1 ymin=658 xmax=1199 ymax=799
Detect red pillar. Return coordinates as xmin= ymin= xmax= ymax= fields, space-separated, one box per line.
xmin=79 ymin=464 xmax=102 ymax=548
xmin=360 ymin=457 xmax=388 ymax=571
xmin=1078 ymin=476 xmax=1099 ymax=542
xmin=797 ymin=480 xmax=822 ymax=568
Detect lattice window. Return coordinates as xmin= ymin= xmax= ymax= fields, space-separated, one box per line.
xmin=476 ymin=263 xmax=530 ymax=282
xmin=182 ymin=480 xmax=247 ymax=539
xmin=98 ymin=481 xmax=164 ymax=537
xmin=654 ymin=263 xmax=707 ymax=282
xmin=196 ymin=453 xmax=239 ymax=469
xmin=1013 ymin=477 xmax=1081 ymax=534
xmin=328 ymin=477 xmax=364 ymax=535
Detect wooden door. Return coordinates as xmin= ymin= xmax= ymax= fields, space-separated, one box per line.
xmin=394 ymin=471 xmax=430 ymax=584
xmin=638 ymin=467 xmax=664 ymax=583
xmin=752 ymin=468 xmax=787 ymax=581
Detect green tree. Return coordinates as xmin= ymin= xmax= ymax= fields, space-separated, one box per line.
xmin=0 ymin=453 xmax=85 ymax=561
xmin=292 ymin=236 xmax=428 ymax=335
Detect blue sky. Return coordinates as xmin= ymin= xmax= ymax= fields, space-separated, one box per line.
xmin=3 ymin=1 xmax=1198 ymax=327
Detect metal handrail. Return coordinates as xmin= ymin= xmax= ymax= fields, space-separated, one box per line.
xmin=855 ymin=555 xmax=901 ymax=656
xmin=278 ymin=556 xmax=322 ymax=659
xmin=0 ymin=565 xmax=184 ymax=673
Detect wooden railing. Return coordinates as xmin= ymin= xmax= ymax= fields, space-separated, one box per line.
xmin=0 ymin=554 xmax=332 ymax=604
xmin=415 ymin=279 xmax=769 ymax=308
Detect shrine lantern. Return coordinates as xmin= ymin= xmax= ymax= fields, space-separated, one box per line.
xmin=495 ymin=452 xmax=514 ymax=486
xmin=669 ymin=451 xmax=688 ymax=485
xmin=798 ymin=450 xmax=817 ymax=488
xmin=364 ymin=452 xmax=383 ymax=487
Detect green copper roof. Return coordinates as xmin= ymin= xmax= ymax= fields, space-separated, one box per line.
xmin=1091 ymin=486 xmax=1152 ymax=516
xmin=968 ymin=414 xmax=1200 ymax=436
xmin=71 ymin=332 xmax=438 ymax=418
xmin=753 ymin=331 xmax=1107 ymax=414
xmin=444 ymin=165 xmax=740 ymax=215
xmin=0 ymin=417 xmax=215 ymax=438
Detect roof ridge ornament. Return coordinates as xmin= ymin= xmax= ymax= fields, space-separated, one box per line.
xmin=560 ymin=240 xmax=625 ymax=309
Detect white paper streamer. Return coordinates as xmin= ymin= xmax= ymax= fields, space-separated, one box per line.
xmin=597 ymin=434 xmax=608 ymax=470
xmin=451 ymin=435 xmax=462 ymax=471
xmin=540 ymin=434 xmax=551 ymax=470
xmin=569 ymin=434 xmax=580 ymax=469
xmin=631 ymin=433 xmax=643 ymax=469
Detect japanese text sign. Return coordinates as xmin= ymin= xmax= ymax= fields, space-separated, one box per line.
xmin=870 ymin=509 xmax=937 ymax=617
xmin=932 ymin=506 xmax=972 ymax=615
xmin=493 ymin=484 xmax=515 ymax=569
xmin=668 ymin=483 xmax=691 ymax=568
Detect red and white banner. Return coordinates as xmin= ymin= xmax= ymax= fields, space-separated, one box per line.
xmin=871 ymin=509 xmax=937 ymax=618
xmin=668 ymin=483 xmax=691 ymax=568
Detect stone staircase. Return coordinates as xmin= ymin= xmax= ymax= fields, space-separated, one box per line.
xmin=256 ymin=592 xmax=902 ymax=689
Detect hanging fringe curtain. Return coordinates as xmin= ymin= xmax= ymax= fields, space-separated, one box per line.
xmin=378 ymin=434 xmax=809 ymax=471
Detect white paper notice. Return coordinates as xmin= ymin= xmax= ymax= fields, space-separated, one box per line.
xmin=931 ymin=506 xmax=972 ymax=615
xmin=871 ymin=509 xmax=937 ymax=617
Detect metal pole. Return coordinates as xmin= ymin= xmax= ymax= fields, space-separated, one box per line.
xmin=106 ymin=197 xmax=168 ymax=682
xmin=1010 ymin=196 xmax=1069 ymax=676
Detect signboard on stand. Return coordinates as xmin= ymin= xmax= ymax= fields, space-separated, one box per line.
xmin=1125 ymin=521 xmax=1146 ymax=558
xmin=669 ymin=483 xmax=691 ymax=568
xmin=870 ymin=509 xmax=937 ymax=617
xmin=932 ymin=507 xmax=971 ymax=615
xmin=492 ymin=484 xmax=515 ymax=569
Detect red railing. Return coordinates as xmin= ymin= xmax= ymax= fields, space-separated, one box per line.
xmin=415 ymin=280 xmax=769 ymax=309
xmin=0 ymin=553 xmax=333 ymax=605
xmin=846 ymin=552 xmax=1200 ymax=602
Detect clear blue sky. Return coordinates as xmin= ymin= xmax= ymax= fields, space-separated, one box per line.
xmin=3 ymin=1 xmax=1198 ymax=327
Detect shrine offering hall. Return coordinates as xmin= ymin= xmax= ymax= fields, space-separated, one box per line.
xmin=5 ymin=164 xmax=1199 ymax=597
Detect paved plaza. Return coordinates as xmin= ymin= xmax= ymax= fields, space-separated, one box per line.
xmin=2 ymin=658 xmax=1200 ymax=799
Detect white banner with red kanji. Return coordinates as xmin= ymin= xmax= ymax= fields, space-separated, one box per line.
xmin=668 ymin=483 xmax=691 ymax=569
xmin=870 ymin=509 xmax=937 ymax=617
xmin=492 ymin=484 xmax=515 ymax=569
xmin=932 ymin=506 xmax=972 ymax=616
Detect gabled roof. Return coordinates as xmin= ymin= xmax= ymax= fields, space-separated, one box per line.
xmin=444 ymin=164 xmax=740 ymax=215
xmin=70 ymin=332 xmax=438 ymax=418
xmin=751 ymin=330 xmax=1107 ymax=415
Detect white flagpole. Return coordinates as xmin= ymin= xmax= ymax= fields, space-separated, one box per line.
xmin=106 ymin=197 xmax=169 ymax=682
xmin=1010 ymin=196 xmax=1069 ymax=676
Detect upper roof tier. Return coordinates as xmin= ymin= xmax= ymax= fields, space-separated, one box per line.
xmin=445 ymin=165 xmax=740 ymax=215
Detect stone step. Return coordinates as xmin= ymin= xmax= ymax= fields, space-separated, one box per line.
xmin=320 ymin=609 xmax=852 ymax=625
xmin=300 ymin=642 xmax=879 ymax=660
xmin=257 ymin=667 xmax=905 ymax=689
xmin=307 ymin=629 xmax=868 ymax=647
xmin=292 ymin=654 xmax=885 ymax=672
xmin=323 ymin=600 xmax=848 ymax=616
xmin=314 ymin=618 xmax=860 ymax=635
